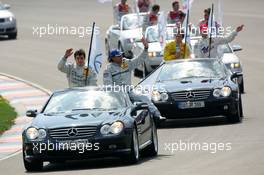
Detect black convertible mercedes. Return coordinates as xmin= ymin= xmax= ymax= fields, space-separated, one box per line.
xmin=138 ymin=58 xmax=243 ymax=123
xmin=22 ymin=87 xmax=158 ymax=171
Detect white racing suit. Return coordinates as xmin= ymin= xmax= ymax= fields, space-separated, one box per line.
xmin=103 ymin=49 xmax=162 ymax=120
xmin=194 ymin=31 xmax=238 ymax=58
xmin=58 ymin=57 xmax=97 ymax=87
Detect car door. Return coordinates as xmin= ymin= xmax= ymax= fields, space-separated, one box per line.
xmin=134 ymin=108 xmax=152 ymax=147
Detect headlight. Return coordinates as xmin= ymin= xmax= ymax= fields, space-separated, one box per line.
xmin=213 ymin=86 xmax=232 ymax=98
xmin=221 ymin=86 xmax=232 ymax=97
xmin=100 ymin=124 xmax=111 ymax=135
xmin=148 ymin=52 xmax=157 ymax=57
xmin=230 ymin=63 xmax=240 ymax=69
xmin=6 ymin=16 xmax=14 ymax=22
xmin=38 ymin=129 xmax=47 ymax=139
xmin=26 ymin=127 xmax=39 ymax=140
xmin=100 ymin=121 xmax=124 ymax=135
xmin=151 ymin=90 xmax=161 ymax=102
xmin=110 ymin=121 xmax=124 ymax=135
xmin=213 ymin=89 xmax=221 ymax=97
xmin=125 ymin=38 xmax=134 ymax=44
xmin=151 ymin=90 xmax=168 ymax=102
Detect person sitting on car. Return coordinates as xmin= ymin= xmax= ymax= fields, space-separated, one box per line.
xmin=103 ymin=37 xmax=165 ymax=122
xmin=58 ymin=48 xmax=97 ymax=87
xmin=148 ymin=4 xmax=160 ymax=26
xmin=164 ymin=30 xmax=191 ymax=61
xmin=137 ymin=0 xmax=152 ymax=13
xmin=194 ymin=24 xmax=244 ymax=58
xmin=167 ymin=1 xmax=185 ymax=24
xmin=114 ymin=0 xmax=132 ymax=24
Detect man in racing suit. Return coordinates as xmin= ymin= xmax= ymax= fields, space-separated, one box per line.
xmin=167 ymin=1 xmax=185 ymax=24
xmin=58 ymin=48 xmax=97 ymax=87
xmin=103 ymin=38 xmax=165 ymax=123
xmin=114 ymin=0 xmax=132 ymax=24
xmin=137 ymin=0 xmax=152 ymax=13
xmin=194 ymin=24 xmax=244 ymax=58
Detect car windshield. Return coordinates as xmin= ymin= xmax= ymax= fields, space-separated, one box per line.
xmin=43 ymin=90 xmax=127 ymax=114
xmin=0 ymin=4 xmax=5 ymax=10
xmin=122 ymin=15 xmax=144 ymax=30
xmin=158 ymin=60 xmax=226 ymax=82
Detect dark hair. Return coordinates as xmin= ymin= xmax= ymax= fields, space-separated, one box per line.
xmin=152 ymin=4 xmax=160 ymax=12
xmin=74 ymin=49 xmax=86 ymax=59
xmin=204 ymin=8 xmax=211 ymax=14
xmin=172 ymin=1 xmax=179 ymax=7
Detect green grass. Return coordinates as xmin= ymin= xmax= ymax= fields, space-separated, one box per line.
xmin=0 ymin=96 xmax=17 ymax=134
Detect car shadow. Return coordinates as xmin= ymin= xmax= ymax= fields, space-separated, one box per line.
xmin=158 ymin=116 xmax=237 ymax=129
xmin=26 ymin=154 xmax=171 ymax=173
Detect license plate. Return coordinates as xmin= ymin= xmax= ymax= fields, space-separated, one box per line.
xmin=57 ymin=139 xmax=89 ymax=149
xmin=178 ymin=101 xmax=205 ymax=109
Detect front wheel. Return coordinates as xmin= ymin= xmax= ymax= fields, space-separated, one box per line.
xmin=126 ymin=127 xmax=140 ymax=164
xmin=227 ymin=94 xmax=243 ymax=123
xmin=143 ymin=121 xmax=158 ymax=157
xmin=23 ymin=151 xmax=43 ymax=172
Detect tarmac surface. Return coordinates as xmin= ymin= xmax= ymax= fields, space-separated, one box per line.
xmin=0 ymin=0 xmax=263 ymax=174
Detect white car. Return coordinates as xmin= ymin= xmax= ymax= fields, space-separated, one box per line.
xmin=190 ymin=36 xmax=244 ymax=93
xmin=133 ymin=24 xmax=175 ymax=77
xmin=0 ymin=3 xmax=17 ymax=39
xmin=105 ymin=13 xmax=147 ymax=58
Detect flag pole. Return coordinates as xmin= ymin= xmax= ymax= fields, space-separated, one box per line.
xmin=208 ymin=4 xmax=214 ymax=58
xmin=184 ymin=0 xmax=190 ymax=58
xmin=85 ymin=22 xmax=96 ymax=86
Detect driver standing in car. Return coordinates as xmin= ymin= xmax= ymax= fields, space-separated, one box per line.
xmin=114 ymin=0 xmax=132 ymax=24
xmin=103 ymin=37 xmax=165 ymax=122
xmin=57 ymin=48 xmax=97 ymax=87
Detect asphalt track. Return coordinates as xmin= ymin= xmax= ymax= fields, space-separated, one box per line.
xmin=0 ymin=0 xmax=264 ymax=174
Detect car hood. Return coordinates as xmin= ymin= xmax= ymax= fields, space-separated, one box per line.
xmin=0 ymin=10 xmax=14 ymax=18
xmin=222 ymin=53 xmax=240 ymax=64
xmin=156 ymin=78 xmax=228 ymax=92
xmin=30 ymin=109 xmax=128 ymax=129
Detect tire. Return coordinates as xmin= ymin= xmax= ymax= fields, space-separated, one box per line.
xmin=8 ymin=32 xmax=17 ymax=39
xmin=144 ymin=121 xmax=158 ymax=157
xmin=240 ymin=78 xmax=245 ymax=94
xmin=105 ymin=39 xmax=110 ymax=58
xmin=126 ymin=127 xmax=140 ymax=164
xmin=23 ymin=151 xmax=43 ymax=172
xmin=227 ymin=93 xmax=243 ymax=123
xmin=134 ymin=68 xmax=143 ymax=78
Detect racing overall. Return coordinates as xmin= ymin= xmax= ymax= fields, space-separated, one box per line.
xmin=194 ymin=31 xmax=238 ymax=58
xmin=58 ymin=57 xmax=97 ymax=87
xmin=103 ymin=48 xmax=162 ymax=120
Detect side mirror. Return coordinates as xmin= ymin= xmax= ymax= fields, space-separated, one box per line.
xmin=112 ymin=25 xmax=120 ymax=30
xmin=232 ymin=44 xmax=243 ymax=52
xmin=131 ymin=102 xmax=148 ymax=116
xmin=231 ymin=72 xmax=243 ymax=81
xmin=3 ymin=4 xmax=11 ymax=10
xmin=26 ymin=110 xmax=37 ymax=118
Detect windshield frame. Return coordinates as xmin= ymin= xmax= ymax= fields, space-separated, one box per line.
xmin=157 ymin=59 xmax=227 ymax=82
xmin=42 ymin=89 xmax=128 ymax=114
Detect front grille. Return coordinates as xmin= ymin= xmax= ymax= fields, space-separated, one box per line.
xmin=49 ymin=126 xmax=97 ymax=139
xmin=0 ymin=18 xmax=5 ymax=23
xmin=170 ymin=89 xmax=211 ymax=101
